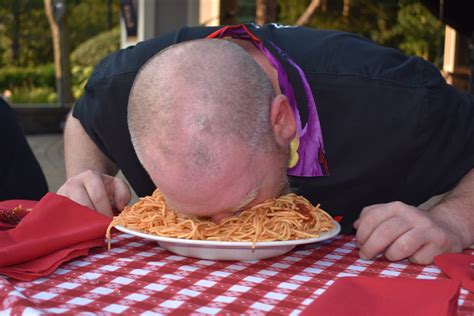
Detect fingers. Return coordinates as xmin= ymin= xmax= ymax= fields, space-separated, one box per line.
xmin=355 ymin=202 xmax=407 ymax=245
xmin=358 ymin=216 xmax=413 ymax=259
xmin=82 ymin=174 xmax=114 ymax=216
xmin=353 ymin=204 xmax=384 ymax=229
xmin=106 ymin=175 xmax=131 ymax=212
xmin=359 ymin=203 xmax=384 ymax=218
xmin=354 ymin=201 xmax=436 ymax=262
xmin=409 ymin=224 xmax=463 ymax=264
xmin=384 ymin=229 xmax=425 ymax=262
xmin=57 ymin=181 xmax=96 ymax=211
xmin=57 ymin=170 xmax=131 ymax=217
xmin=354 ymin=201 xmax=465 ymax=264
xmin=408 ymin=243 xmax=443 ymax=265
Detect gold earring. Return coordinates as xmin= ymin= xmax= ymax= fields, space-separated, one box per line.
xmin=288 ymin=133 xmax=300 ymax=168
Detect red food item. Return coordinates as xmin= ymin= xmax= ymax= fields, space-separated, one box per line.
xmin=0 ymin=205 xmax=32 ymax=230
xmin=295 ymin=202 xmax=314 ymax=224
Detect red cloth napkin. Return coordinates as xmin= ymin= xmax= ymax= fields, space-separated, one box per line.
xmin=0 ymin=200 xmax=36 ymax=230
xmin=435 ymin=253 xmax=474 ymax=292
xmin=0 ymin=193 xmax=111 ymax=281
xmin=301 ymin=276 xmax=460 ymax=316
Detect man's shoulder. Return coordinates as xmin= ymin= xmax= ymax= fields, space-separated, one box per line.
xmin=85 ymin=24 xmax=355 ymax=87
xmin=85 ymin=26 xmax=219 ymax=88
xmin=254 ymin=24 xmax=442 ymax=88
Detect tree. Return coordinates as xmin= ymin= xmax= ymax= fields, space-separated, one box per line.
xmin=0 ymin=0 xmax=52 ymax=66
xmin=386 ymin=2 xmax=443 ymax=64
xmin=342 ymin=0 xmax=350 ymax=23
xmin=11 ymin=0 xmax=20 ymax=65
xmin=67 ymin=0 xmax=120 ymax=52
xmin=296 ymin=0 xmax=321 ymax=26
xmin=256 ymin=0 xmax=277 ymax=25
xmin=278 ymin=0 xmax=442 ymax=64
xmin=44 ymin=0 xmax=73 ymax=106
xmin=0 ymin=0 xmax=120 ymax=68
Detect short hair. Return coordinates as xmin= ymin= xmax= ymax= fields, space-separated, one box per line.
xmin=128 ymin=39 xmax=277 ymax=173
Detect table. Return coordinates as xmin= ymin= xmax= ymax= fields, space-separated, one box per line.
xmin=1 ymin=234 xmax=473 ymax=315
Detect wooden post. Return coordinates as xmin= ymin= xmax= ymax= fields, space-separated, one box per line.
xmin=443 ymin=26 xmax=470 ymax=92
xmin=256 ymin=0 xmax=277 ymax=26
xmin=44 ymin=0 xmax=74 ymax=107
xmin=470 ymin=31 xmax=474 ymax=94
xmin=296 ymin=0 xmax=321 ymax=26
xmin=342 ymin=0 xmax=350 ymax=23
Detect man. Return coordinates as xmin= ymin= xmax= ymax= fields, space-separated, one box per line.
xmin=58 ymin=24 xmax=474 ymax=264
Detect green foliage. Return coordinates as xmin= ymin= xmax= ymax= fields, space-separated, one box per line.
xmin=277 ymin=0 xmax=444 ymax=65
xmin=0 ymin=63 xmax=95 ymax=103
xmin=236 ymin=0 xmax=257 ymax=23
xmin=9 ymin=86 xmax=57 ymax=103
xmin=0 ymin=0 xmax=52 ymax=66
xmin=0 ymin=0 xmax=120 ymax=103
xmin=71 ymin=65 xmax=93 ymax=99
xmin=278 ymin=0 xmax=313 ymax=25
xmin=385 ymin=2 xmax=444 ymax=64
xmin=0 ymin=64 xmax=56 ymax=103
xmin=70 ymin=26 xmax=120 ymax=99
xmin=67 ymin=0 xmax=121 ymax=52
xmin=71 ymin=27 xmax=120 ymax=67
xmin=0 ymin=64 xmax=55 ymax=91
xmin=278 ymin=0 xmax=402 ymax=43
xmin=0 ymin=0 xmax=120 ymax=67
xmin=0 ymin=0 xmax=446 ymax=103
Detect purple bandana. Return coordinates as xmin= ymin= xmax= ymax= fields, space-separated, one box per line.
xmin=207 ymin=25 xmax=328 ymax=177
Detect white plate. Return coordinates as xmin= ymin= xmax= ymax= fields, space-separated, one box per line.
xmin=114 ymin=221 xmax=341 ymax=261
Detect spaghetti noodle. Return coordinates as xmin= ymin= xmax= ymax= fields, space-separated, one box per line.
xmin=106 ymin=189 xmax=335 ymax=248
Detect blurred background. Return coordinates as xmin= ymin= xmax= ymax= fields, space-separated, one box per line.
xmin=0 ymin=0 xmax=472 ymax=193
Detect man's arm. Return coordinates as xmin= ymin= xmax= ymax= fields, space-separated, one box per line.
xmin=354 ymin=169 xmax=474 ymax=264
xmin=64 ymin=111 xmax=118 ymax=178
xmin=429 ymin=168 xmax=474 ymax=248
xmin=57 ymin=111 xmax=131 ymax=216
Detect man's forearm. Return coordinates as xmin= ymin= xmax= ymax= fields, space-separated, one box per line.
xmin=429 ymin=168 xmax=474 ymax=249
xmin=64 ymin=111 xmax=118 ymax=178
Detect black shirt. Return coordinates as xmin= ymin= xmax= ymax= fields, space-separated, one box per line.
xmin=73 ymin=24 xmax=474 ymax=234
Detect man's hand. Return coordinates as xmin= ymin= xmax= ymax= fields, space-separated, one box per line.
xmin=61 ymin=113 xmax=130 ymax=216
xmin=57 ymin=170 xmax=131 ymax=217
xmin=353 ymin=201 xmax=465 ymax=264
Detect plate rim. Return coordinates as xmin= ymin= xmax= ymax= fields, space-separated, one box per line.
xmin=114 ymin=220 xmax=341 ymax=248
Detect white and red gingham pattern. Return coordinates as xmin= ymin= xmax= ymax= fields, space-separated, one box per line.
xmin=1 ymin=234 xmax=473 ymax=315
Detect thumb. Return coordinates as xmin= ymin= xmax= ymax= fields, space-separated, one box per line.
xmin=102 ymin=175 xmax=131 ymax=213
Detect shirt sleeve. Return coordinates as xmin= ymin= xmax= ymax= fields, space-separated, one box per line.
xmin=403 ymin=80 xmax=474 ymax=198
xmin=72 ymin=83 xmax=116 ymax=163
xmin=71 ymin=27 xmax=192 ymax=166
xmin=70 ymin=28 xmax=192 ymax=197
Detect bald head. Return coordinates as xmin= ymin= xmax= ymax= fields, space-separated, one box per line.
xmin=128 ymin=39 xmax=281 ymax=179
xmin=128 ymin=38 xmax=295 ymax=218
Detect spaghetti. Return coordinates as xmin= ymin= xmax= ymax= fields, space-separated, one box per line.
xmin=106 ymin=189 xmax=335 ymax=248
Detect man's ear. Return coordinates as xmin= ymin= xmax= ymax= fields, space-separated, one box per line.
xmin=270 ymin=94 xmax=296 ymax=147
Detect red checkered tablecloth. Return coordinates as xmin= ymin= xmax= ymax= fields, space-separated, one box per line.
xmin=1 ymin=234 xmax=473 ymax=315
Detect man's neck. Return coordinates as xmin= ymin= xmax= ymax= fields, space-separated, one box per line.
xmin=227 ymin=38 xmax=281 ymax=94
